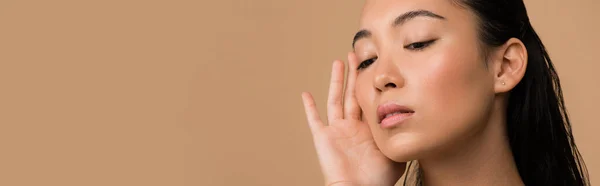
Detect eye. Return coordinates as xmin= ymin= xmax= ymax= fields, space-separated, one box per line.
xmin=404 ymin=39 xmax=437 ymax=51
xmin=357 ymin=57 xmax=377 ymax=70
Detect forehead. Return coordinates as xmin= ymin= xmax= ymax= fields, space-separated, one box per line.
xmin=360 ymin=0 xmax=464 ymax=29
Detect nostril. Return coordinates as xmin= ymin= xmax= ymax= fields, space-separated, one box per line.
xmin=385 ymin=83 xmax=397 ymax=88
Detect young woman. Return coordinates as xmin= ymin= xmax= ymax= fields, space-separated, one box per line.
xmin=301 ymin=0 xmax=589 ymax=185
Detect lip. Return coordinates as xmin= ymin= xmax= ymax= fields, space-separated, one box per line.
xmin=377 ymin=102 xmax=415 ymax=129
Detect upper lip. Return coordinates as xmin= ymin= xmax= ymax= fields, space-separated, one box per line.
xmin=377 ymin=102 xmax=415 ymax=123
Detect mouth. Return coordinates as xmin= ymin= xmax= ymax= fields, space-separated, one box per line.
xmin=377 ymin=102 xmax=415 ymax=128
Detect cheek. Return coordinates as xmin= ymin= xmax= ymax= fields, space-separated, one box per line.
xmin=427 ymin=48 xmax=489 ymax=106
xmin=411 ymin=43 xmax=494 ymax=145
xmin=355 ymin=75 xmax=374 ymax=117
xmin=355 ymin=74 xmax=386 ymax=130
xmin=422 ymin=52 xmax=486 ymax=107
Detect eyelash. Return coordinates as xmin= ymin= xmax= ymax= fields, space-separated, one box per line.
xmin=404 ymin=39 xmax=436 ymax=51
xmin=357 ymin=57 xmax=377 ymax=70
xmin=356 ymin=39 xmax=437 ymax=70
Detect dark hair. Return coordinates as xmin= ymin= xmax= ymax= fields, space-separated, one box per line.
xmin=405 ymin=0 xmax=590 ymax=185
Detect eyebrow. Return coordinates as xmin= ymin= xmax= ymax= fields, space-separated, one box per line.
xmin=352 ymin=10 xmax=446 ymax=48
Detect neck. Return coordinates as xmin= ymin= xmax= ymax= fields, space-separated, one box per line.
xmin=417 ymin=98 xmax=524 ymax=186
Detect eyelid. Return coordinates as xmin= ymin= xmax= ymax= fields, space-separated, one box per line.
xmin=357 ymin=57 xmax=377 ymax=70
xmin=404 ymin=39 xmax=437 ymax=50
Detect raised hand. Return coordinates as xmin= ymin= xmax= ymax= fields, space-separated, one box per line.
xmin=301 ymin=52 xmax=406 ymax=186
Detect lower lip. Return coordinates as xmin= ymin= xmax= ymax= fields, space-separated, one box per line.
xmin=380 ymin=113 xmax=414 ymax=129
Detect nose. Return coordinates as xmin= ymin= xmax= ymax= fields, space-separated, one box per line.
xmin=373 ymin=58 xmax=404 ymax=92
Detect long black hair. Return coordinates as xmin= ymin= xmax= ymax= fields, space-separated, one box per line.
xmin=405 ymin=0 xmax=590 ymax=185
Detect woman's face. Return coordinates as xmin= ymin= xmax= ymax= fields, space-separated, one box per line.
xmin=354 ymin=0 xmax=497 ymax=162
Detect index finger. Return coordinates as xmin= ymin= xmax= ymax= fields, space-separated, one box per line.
xmin=344 ymin=52 xmax=362 ymax=120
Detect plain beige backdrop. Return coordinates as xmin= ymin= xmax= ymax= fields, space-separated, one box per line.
xmin=0 ymin=0 xmax=597 ymax=185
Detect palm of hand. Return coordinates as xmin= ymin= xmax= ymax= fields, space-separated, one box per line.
xmin=315 ymin=119 xmax=403 ymax=186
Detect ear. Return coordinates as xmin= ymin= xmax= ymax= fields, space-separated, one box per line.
xmin=490 ymin=38 xmax=528 ymax=93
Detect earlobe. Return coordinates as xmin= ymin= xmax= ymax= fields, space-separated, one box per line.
xmin=494 ymin=38 xmax=528 ymax=93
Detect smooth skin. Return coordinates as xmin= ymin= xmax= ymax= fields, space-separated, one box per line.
xmin=302 ymin=0 xmax=528 ymax=185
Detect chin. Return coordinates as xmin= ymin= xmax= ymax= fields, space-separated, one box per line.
xmin=376 ymin=132 xmax=427 ymax=162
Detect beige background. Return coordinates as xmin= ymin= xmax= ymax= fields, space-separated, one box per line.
xmin=0 ymin=0 xmax=597 ymax=185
